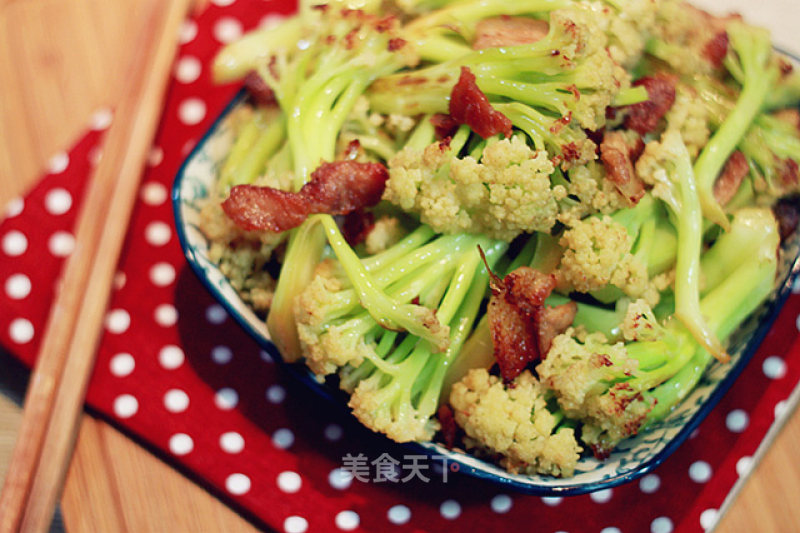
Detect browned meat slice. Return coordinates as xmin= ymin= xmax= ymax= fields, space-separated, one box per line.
xmin=449 ymin=66 xmax=513 ymax=139
xmin=537 ymin=301 xmax=577 ymax=356
xmin=713 ymin=150 xmax=749 ymax=206
xmin=600 ymin=131 xmax=646 ymax=206
xmin=222 ymin=160 xmax=388 ymax=232
xmin=473 ymin=16 xmax=549 ymax=50
xmin=437 ymin=404 xmax=458 ymax=449
xmin=624 ymin=74 xmax=677 ymax=135
xmin=485 ymin=264 xmax=574 ymax=382
xmin=702 ymin=31 xmax=729 ymax=68
xmin=773 ymin=196 xmax=800 ymax=242
xmin=243 ymin=71 xmax=277 ymax=107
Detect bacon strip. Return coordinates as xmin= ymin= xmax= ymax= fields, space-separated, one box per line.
xmin=713 ymin=150 xmax=749 ymax=206
xmin=486 ymin=265 xmax=575 ymax=382
xmin=624 ymin=74 xmax=677 ymax=135
xmin=702 ymin=31 xmax=729 ymax=69
xmin=243 ymin=70 xmax=277 ymax=107
xmin=600 ymin=131 xmax=646 ymax=206
xmin=222 ymin=161 xmax=388 ymax=232
xmin=449 ymin=66 xmax=513 ymax=139
xmin=472 ymin=16 xmax=549 ymax=50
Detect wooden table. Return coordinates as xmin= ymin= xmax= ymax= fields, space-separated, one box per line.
xmin=0 ymin=1 xmax=798 ymax=531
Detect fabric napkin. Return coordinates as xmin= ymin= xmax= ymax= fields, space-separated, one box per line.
xmin=2 ymin=1 xmax=800 ymax=531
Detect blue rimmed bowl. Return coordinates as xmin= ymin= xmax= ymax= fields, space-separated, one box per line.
xmin=173 ymin=91 xmax=800 ymax=495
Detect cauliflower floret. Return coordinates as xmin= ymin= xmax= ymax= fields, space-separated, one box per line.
xmin=384 ymin=136 xmax=562 ymax=240
xmin=558 ymin=162 xmax=630 ymax=225
xmin=556 ymin=215 xmax=655 ymax=303
xmin=621 ymin=299 xmax=664 ymax=342
xmin=663 ymin=84 xmax=710 ymax=158
xmin=364 ymin=216 xmax=405 ymax=255
xmin=349 ymin=374 xmax=438 ymax=443
xmin=294 ymin=260 xmax=377 ymax=375
xmin=537 ymin=330 xmax=655 ymax=457
xmin=449 ymin=368 xmax=582 ymax=477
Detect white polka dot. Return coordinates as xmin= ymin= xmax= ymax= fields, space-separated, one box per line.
xmin=260 ymin=350 xmax=274 ymax=363
xmin=272 ymin=428 xmax=294 ymax=449
xmin=175 ymin=56 xmax=202 ymax=83
xmin=775 ymin=400 xmax=788 ymax=418
xmin=154 ymin=304 xmax=178 ymax=327
xmin=651 ymin=516 xmax=673 ymax=533
xmin=159 ymin=345 xmax=185 ymax=369
xmin=169 ymin=433 xmax=194 ymax=455
xmin=284 ymin=516 xmax=308 ymax=533
xmin=266 ymin=384 xmax=286 ymax=404
xmin=215 ymin=388 xmax=239 ymax=410
xmin=260 ymin=13 xmax=287 ymax=29
xmin=109 ymin=353 xmax=135 ymax=377
xmin=324 ymin=423 xmax=343 ymax=442
xmin=700 ymin=508 xmax=718 ymax=530
xmin=601 ymin=528 xmax=622 ymax=533
xmin=148 ymin=146 xmax=164 ymax=167
xmin=763 ymin=356 xmax=787 ymax=379
xmin=4 ymin=198 xmax=23 ymax=218
xmin=736 ymin=455 xmax=753 ymax=477
xmin=220 ymin=431 xmax=245 ymax=454
xmin=179 ymin=19 xmax=198 ymax=44
xmin=48 ymin=152 xmax=69 ymax=174
xmin=797 ymin=313 xmax=800 ymax=333
xmin=225 ymin=473 xmax=251 ymax=495
xmin=149 ymin=262 xmax=176 ymax=287
xmin=5 ymin=274 xmax=31 ymax=299
xmin=211 ymin=345 xmax=233 ymax=364
xmin=178 ymin=98 xmax=206 ymax=125
xmin=44 ymin=188 xmax=72 ymax=215
xmin=792 ymin=275 xmax=800 ymax=294
xmin=90 ymin=108 xmax=113 ymax=130
xmin=387 ymin=505 xmax=411 ymax=525
xmin=726 ymin=409 xmax=749 ymax=432
xmin=541 ymin=496 xmax=562 ymax=506
xmin=164 ymin=389 xmax=190 ymax=413
xmin=214 ymin=17 xmax=243 ymax=43
xmin=145 ymin=221 xmax=172 ymax=246
xmin=440 ymin=499 xmax=461 ymax=520
xmin=206 ymin=304 xmax=227 ymax=324
xmin=9 ymin=318 xmax=34 ymax=344
xmin=105 ymin=309 xmax=130 ymax=334
xmin=329 ymin=468 xmax=353 ymax=490
xmin=490 ymin=494 xmax=512 ymax=513
xmin=335 ymin=510 xmax=359 ymax=531
xmin=3 ymin=231 xmax=28 ymax=256
xmin=141 ymin=181 xmax=168 ymax=205
xmin=689 ymin=461 xmax=712 ymax=483
xmin=181 ymin=139 xmax=197 ymax=155
xmin=277 ymin=471 xmax=302 ymax=493
xmin=113 ymin=272 xmax=126 ymax=290
xmin=113 ymin=394 xmax=138 ymax=418
xmin=639 ymin=473 xmax=661 ymax=493
xmin=48 ymin=231 xmax=75 ymax=257
xmin=590 ymin=488 xmax=613 ymax=503
xmin=211 ymin=0 xmax=236 ymax=5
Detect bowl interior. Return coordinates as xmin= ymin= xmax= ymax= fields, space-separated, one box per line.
xmin=173 ymin=93 xmax=800 ymax=495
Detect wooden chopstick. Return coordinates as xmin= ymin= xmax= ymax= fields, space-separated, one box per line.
xmin=0 ymin=0 xmax=192 ymax=531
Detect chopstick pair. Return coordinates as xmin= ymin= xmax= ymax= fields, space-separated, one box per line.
xmin=0 ymin=0 xmax=193 ymax=531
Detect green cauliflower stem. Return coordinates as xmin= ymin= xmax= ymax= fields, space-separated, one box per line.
xmin=449 ymin=368 xmax=582 ymax=477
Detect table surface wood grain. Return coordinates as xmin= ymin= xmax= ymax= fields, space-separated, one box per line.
xmin=0 ymin=1 xmax=798 ymax=531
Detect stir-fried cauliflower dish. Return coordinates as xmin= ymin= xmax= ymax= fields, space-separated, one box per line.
xmin=197 ymin=0 xmax=800 ymax=477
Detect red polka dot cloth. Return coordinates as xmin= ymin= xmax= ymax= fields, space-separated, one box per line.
xmin=2 ymin=1 xmax=800 ymax=532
